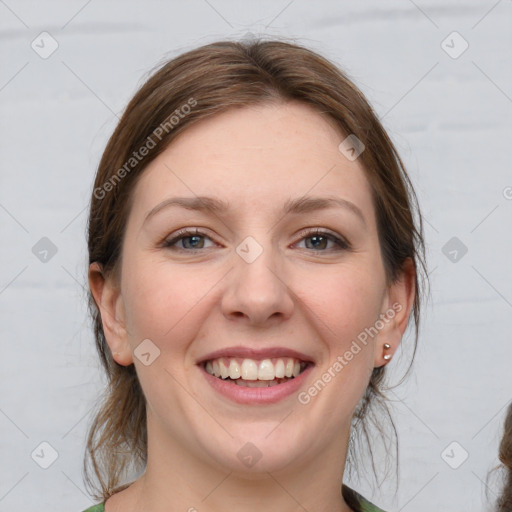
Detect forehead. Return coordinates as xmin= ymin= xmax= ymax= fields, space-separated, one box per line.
xmin=128 ymin=102 xmax=376 ymax=224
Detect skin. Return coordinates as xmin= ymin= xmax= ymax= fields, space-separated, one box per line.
xmin=89 ymin=101 xmax=415 ymax=512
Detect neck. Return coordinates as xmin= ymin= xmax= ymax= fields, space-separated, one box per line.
xmin=116 ymin=415 xmax=355 ymax=512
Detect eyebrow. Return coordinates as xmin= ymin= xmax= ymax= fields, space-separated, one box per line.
xmin=143 ymin=195 xmax=366 ymax=226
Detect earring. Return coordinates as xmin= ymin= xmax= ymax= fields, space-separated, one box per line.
xmin=383 ymin=343 xmax=392 ymax=361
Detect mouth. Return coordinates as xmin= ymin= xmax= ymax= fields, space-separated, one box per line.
xmin=202 ymin=356 xmax=311 ymax=388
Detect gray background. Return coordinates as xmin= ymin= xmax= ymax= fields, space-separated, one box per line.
xmin=1 ymin=1 xmax=511 ymax=511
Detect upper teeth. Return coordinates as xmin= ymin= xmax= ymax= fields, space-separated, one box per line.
xmin=205 ymin=357 xmax=305 ymax=380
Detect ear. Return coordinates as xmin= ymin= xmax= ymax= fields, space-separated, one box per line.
xmin=88 ymin=262 xmax=133 ymax=366
xmin=374 ymin=258 xmax=416 ymax=367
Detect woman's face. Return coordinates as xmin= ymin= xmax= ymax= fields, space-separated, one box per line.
xmin=97 ymin=101 xmax=412 ymax=477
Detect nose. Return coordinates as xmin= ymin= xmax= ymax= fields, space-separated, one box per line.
xmin=221 ymin=240 xmax=295 ymax=326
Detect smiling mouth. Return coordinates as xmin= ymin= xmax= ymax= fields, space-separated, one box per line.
xmin=203 ymin=356 xmax=310 ymax=388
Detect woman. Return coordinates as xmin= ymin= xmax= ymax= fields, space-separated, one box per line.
xmin=82 ymin=38 xmax=426 ymax=512
xmin=496 ymin=404 xmax=512 ymax=511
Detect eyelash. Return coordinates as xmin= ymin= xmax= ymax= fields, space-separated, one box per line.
xmin=162 ymin=228 xmax=351 ymax=253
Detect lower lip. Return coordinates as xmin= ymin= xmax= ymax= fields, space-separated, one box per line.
xmin=200 ymin=364 xmax=314 ymax=405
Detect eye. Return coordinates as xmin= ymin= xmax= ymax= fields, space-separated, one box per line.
xmin=161 ymin=228 xmax=350 ymax=253
xmin=162 ymin=228 xmax=216 ymax=251
xmin=294 ymin=228 xmax=350 ymax=252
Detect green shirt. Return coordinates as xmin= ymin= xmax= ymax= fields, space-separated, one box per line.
xmin=358 ymin=493 xmax=387 ymax=512
xmin=81 ymin=489 xmax=386 ymax=512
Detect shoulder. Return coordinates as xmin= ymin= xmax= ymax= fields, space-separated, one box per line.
xmin=81 ymin=504 xmax=104 ymax=512
xmin=354 ymin=492 xmax=387 ymax=512
xmin=358 ymin=496 xmax=387 ymax=512
xmin=80 ymin=493 xmax=386 ymax=512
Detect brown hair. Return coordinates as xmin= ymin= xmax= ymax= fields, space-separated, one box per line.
xmin=496 ymin=404 xmax=512 ymax=511
xmin=84 ymin=37 xmax=427 ymax=504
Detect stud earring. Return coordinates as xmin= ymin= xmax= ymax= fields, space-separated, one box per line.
xmin=383 ymin=343 xmax=392 ymax=361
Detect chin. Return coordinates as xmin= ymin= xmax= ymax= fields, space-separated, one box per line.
xmin=197 ymin=429 xmax=304 ymax=476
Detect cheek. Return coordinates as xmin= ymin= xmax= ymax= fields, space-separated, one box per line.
xmin=299 ymin=263 xmax=385 ymax=340
xmin=295 ymin=262 xmax=385 ymax=409
xmin=296 ymin=271 xmax=381 ymax=417
xmin=122 ymin=256 xmax=203 ymax=345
